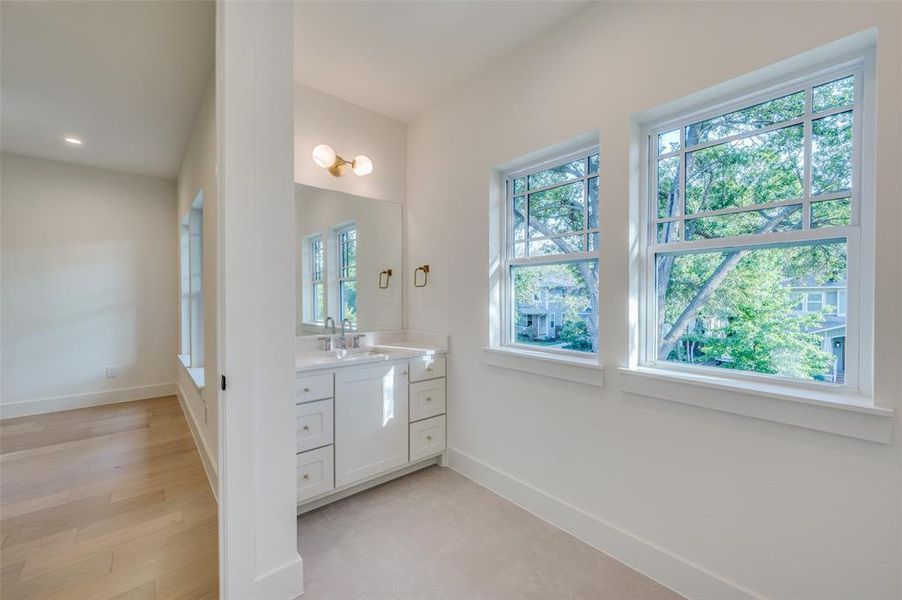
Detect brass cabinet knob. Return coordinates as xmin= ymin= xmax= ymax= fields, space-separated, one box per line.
xmin=303 ymin=387 xmax=310 ymax=393
xmin=302 ymin=473 xmax=309 ymax=481
xmin=426 ymin=397 xmax=432 ymax=402
xmin=302 ymin=425 xmax=310 ymax=431
xmin=426 ymin=435 xmax=433 ymax=442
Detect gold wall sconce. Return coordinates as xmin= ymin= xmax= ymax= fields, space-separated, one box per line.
xmin=414 ymin=264 xmax=430 ymax=288
xmin=312 ymin=144 xmax=373 ymax=177
xmin=378 ymin=269 xmax=392 ymax=289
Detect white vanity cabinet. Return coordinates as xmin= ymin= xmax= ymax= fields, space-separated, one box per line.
xmin=296 ymin=348 xmax=448 ymax=511
xmin=334 ymin=361 xmax=409 ymax=488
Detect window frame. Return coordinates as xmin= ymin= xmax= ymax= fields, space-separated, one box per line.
xmin=500 ymin=144 xmax=600 ymax=359
xmin=638 ymin=58 xmax=872 ymax=397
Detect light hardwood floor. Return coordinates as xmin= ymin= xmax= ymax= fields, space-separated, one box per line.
xmin=0 ymin=396 xmax=218 ymax=600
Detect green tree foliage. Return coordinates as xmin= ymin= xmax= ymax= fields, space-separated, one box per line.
xmin=657 ymin=81 xmax=853 ymax=380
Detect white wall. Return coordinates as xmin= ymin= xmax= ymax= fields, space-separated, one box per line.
xmin=295 ymin=184 xmax=403 ymax=335
xmin=294 ymin=82 xmax=406 ymax=204
xmin=1 ymin=153 xmax=177 ymax=415
xmin=176 ymin=77 xmax=219 ymax=480
xmin=406 ymin=3 xmax=902 ymax=599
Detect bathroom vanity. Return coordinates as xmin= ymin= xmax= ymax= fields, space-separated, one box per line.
xmin=294 ymin=332 xmax=448 ymax=512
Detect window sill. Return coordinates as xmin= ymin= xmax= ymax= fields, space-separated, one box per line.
xmin=618 ymin=366 xmax=893 ymax=444
xmin=178 ymin=356 xmax=205 ymax=391
xmin=483 ymin=346 xmax=604 ymax=388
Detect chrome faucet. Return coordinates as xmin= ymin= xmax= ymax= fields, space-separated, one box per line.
xmin=319 ymin=317 xmax=336 ymax=351
xmin=339 ymin=318 xmax=352 ymax=350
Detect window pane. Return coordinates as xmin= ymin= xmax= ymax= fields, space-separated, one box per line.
xmin=588 ymin=154 xmax=599 ymax=175
xmin=513 ymin=177 xmax=526 ymax=195
xmin=311 ymin=238 xmax=323 ymax=281
xmin=657 ymin=220 xmax=680 ymax=243
xmin=512 ymin=260 xmax=598 ymax=353
xmin=528 ymin=181 xmax=584 ymax=237
xmin=658 ymin=129 xmax=680 ymax=155
xmin=340 ymin=280 xmax=357 ymax=324
xmin=684 ymin=204 xmax=802 ymax=241
xmin=812 ymin=111 xmax=853 ymax=196
xmin=656 ymin=240 xmax=847 ymax=382
xmin=512 ymin=242 xmax=526 ymax=258
xmin=657 ymin=156 xmax=680 ymax=218
xmin=528 ymin=235 xmax=583 ymax=256
xmin=587 ymin=232 xmax=599 ymax=252
xmin=811 ymin=198 xmax=851 ymax=228
xmin=813 ymin=76 xmax=854 ymax=113
xmin=529 ymin=159 xmax=585 ymax=190
xmin=685 ymin=124 xmax=804 ymax=215
xmin=313 ymin=283 xmax=324 ymax=322
xmin=339 ymin=227 xmax=357 ymax=277
xmin=513 ymin=196 xmax=526 ymax=240
xmin=686 ymin=91 xmax=804 ymax=146
xmin=588 ymin=176 xmax=598 ymax=229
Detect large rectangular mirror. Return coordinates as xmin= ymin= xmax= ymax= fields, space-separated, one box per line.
xmin=295 ymin=183 xmax=403 ymax=334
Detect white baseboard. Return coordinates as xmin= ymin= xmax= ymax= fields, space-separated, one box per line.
xmin=176 ymin=383 xmax=218 ymax=502
xmin=0 ymin=383 xmax=178 ymax=419
xmin=448 ymin=448 xmax=760 ymax=600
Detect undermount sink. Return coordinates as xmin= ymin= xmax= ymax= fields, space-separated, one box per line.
xmin=332 ymin=348 xmax=387 ymax=360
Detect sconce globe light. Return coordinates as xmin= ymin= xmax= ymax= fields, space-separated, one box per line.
xmin=311 ymin=143 xmax=373 ymax=177
xmin=351 ymin=155 xmax=373 ymax=176
xmin=312 ymin=144 xmax=337 ymax=168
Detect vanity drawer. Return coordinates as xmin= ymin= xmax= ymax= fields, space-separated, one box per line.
xmin=409 ymin=415 xmax=446 ymax=462
xmin=409 ymin=355 xmax=445 ymax=382
xmin=297 ymin=445 xmax=334 ymax=503
xmin=409 ymin=379 xmax=446 ymax=423
xmin=296 ymin=398 xmax=334 ymax=453
xmin=297 ymin=372 xmax=333 ymax=402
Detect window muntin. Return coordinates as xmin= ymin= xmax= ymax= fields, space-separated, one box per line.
xmin=337 ymin=225 xmax=357 ymax=325
xmin=504 ymin=149 xmax=599 ymax=355
xmin=309 ymin=236 xmax=324 ymax=323
xmin=647 ymin=65 xmax=861 ymax=386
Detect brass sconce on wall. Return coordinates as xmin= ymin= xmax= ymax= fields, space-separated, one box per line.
xmin=312 ymin=144 xmax=373 ymax=177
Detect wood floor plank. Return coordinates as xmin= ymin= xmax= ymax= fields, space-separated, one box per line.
xmin=0 ymin=396 xmax=217 ymax=600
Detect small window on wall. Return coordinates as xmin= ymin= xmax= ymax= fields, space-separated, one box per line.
xmin=643 ymin=61 xmax=868 ymax=389
xmin=502 ymin=148 xmax=599 ymax=355
xmin=179 ymin=192 xmax=204 ymax=369
xmin=336 ymin=224 xmax=357 ymax=326
xmin=309 ymin=236 xmax=325 ymax=323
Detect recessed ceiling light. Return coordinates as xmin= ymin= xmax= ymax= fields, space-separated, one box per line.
xmin=64 ymin=137 xmax=83 ymax=146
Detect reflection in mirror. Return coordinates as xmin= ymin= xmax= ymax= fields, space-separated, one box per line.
xmin=296 ymin=184 xmax=403 ymax=335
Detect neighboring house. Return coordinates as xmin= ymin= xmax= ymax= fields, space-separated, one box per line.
xmin=516 ymin=279 xmax=591 ymax=346
xmin=788 ymin=277 xmax=847 ymax=383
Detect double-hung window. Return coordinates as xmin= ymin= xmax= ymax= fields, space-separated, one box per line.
xmin=644 ymin=62 xmax=867 ymax=389
xmin=502 ymin=148 xmax=600 ymax=355
xmin=337 ymin=224 xmax=357 ymax=326
xmin=309 ymin=235 xmax=325 ymax=323
xmin=179 ymin=192 xmax=204 ymax=371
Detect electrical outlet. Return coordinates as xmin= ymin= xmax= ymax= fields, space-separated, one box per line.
xmin=106 ymin=366 xmax=118 ymax=379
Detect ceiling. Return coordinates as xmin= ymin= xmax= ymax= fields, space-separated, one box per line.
xmin=294 ymin=1 xmax=588 ymax=123
xmin=1 ymin=1 xmax=214 ymax=180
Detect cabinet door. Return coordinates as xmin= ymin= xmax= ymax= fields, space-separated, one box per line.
xmin=335 ymin=362 xmax=409 ymax=487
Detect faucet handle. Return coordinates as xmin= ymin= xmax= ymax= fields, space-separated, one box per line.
xmin=353 ymin=334 xmax=365 ymax=349
xmin=317 ymin=336 xmax=332 ymax=351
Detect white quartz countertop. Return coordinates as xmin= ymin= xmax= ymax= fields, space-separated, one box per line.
xmin=296 ymin=344 xmax=446 ymax=373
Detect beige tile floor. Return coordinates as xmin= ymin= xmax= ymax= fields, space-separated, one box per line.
xmin=297 ymin=466 xmax=683 ymax=600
